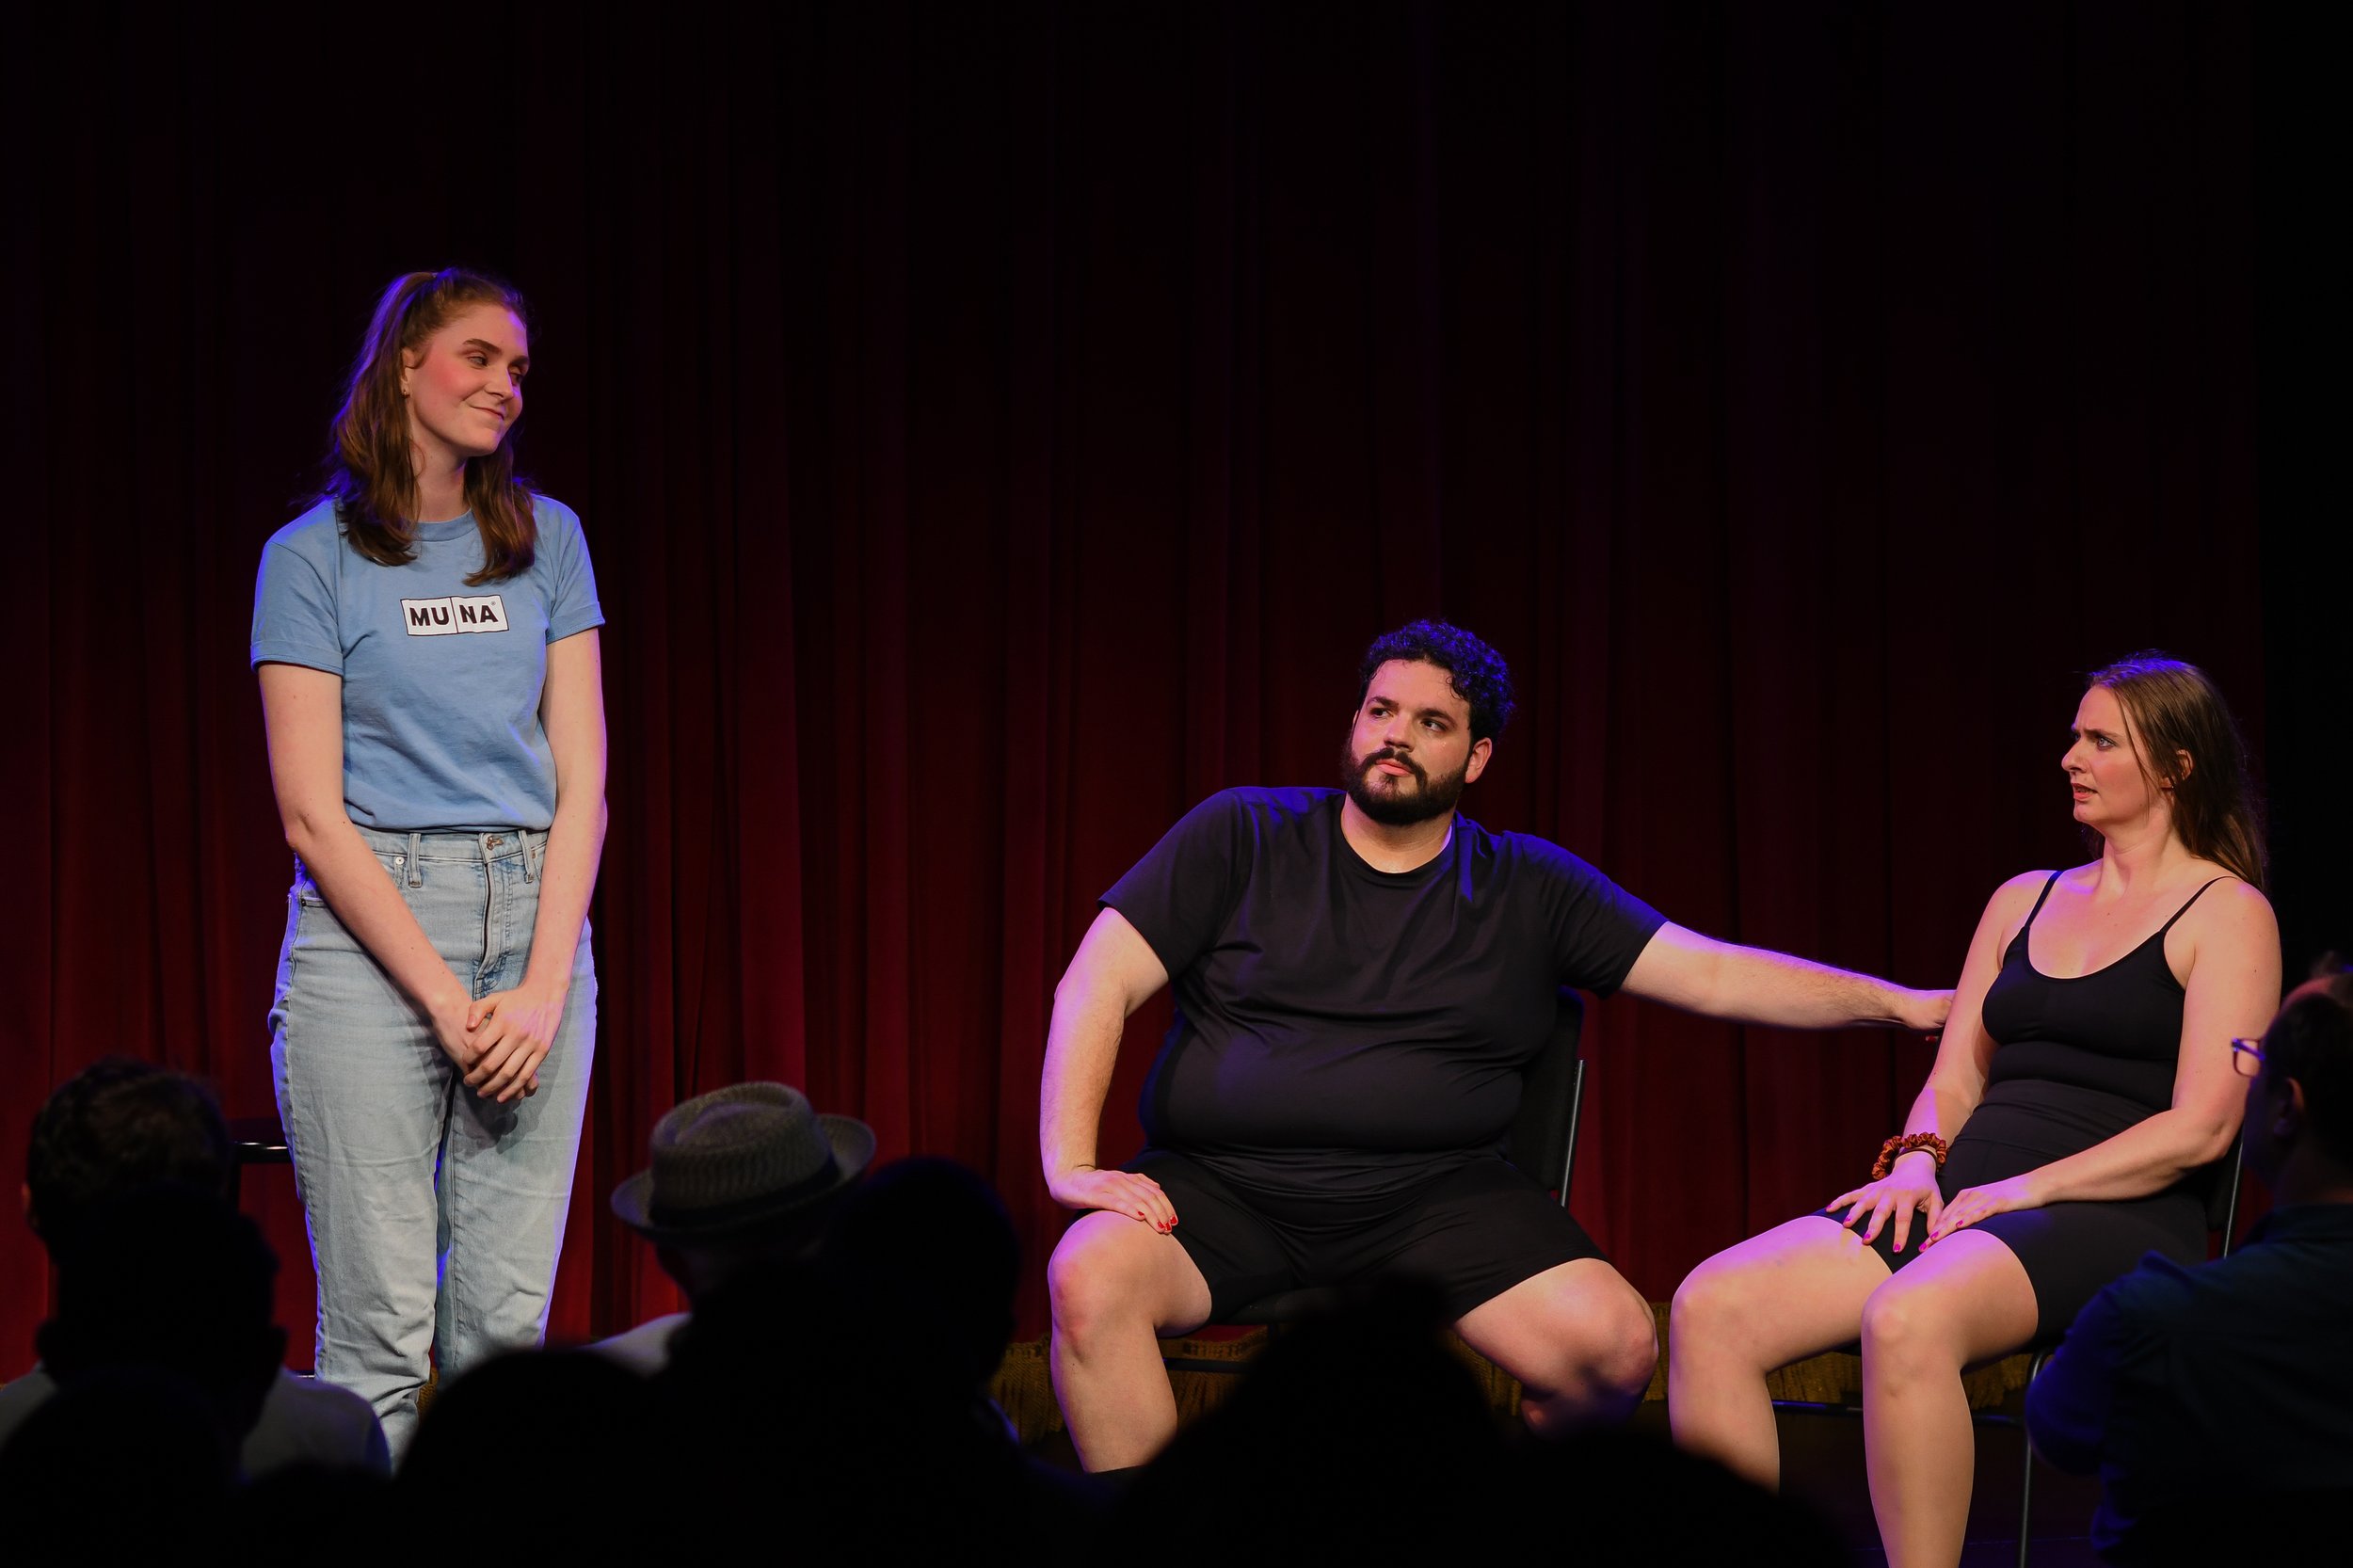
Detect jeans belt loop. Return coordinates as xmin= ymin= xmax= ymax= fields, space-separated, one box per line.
xmin=407 ymin=831 xmax=424 ymax=888
xmin=518 ymin=826 xmax=536 ymax=884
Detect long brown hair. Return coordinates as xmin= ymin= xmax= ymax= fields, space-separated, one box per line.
xmin=323 ymin=269 xmax=536 ymax=583
xmin=2089 ymin=651 xmax=2267 ymax=892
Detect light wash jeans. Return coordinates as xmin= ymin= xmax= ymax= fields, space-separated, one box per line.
xmin=269 ymin=824 xmax=595 ymax=1456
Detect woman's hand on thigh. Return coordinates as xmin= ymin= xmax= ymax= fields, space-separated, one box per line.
xmin=1828 ymin=1152 xmax=1945 ymax=1254
xmin=463 ymin=980 xmax=567 ymax=1104
xmin=1921 ymin=1174 xmax=2037 ymax=1248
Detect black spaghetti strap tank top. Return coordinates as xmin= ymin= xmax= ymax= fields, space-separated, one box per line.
xmin=1976 ymin=871 xmax=2225 ymax=1120
xmin=1836 ymin=871 xmax=2231 ymax=1334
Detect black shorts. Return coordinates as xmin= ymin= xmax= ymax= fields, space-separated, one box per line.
xmin=1126 ymin=1147 xmax=1607 ymax=1323
xmin=1825 ymin=1115 xmax=2207 ymax=1340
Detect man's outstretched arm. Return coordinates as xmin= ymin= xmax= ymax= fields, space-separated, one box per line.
xmin=1620 ymin=922 xmax=1951 ymax=1033
xmin=1040 ymin=907 xmax=1179 ymax=1227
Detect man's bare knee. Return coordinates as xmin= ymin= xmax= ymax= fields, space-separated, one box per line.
xmin=1049 ymin=1214 xmax=1201 ymax=1352
xmin=1514 ymin=1291 xmax=1656 ymax=1435
xmin=1049 ymin=1224 xmax=1134 ymax=1339
xmin=1522 ymin=1339 xmax=1650 ymax=1436
xmin=1599 ymin=1292 xmax=1660 ymax=1396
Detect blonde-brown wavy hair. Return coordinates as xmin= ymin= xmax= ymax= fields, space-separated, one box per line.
xmin=2088 ymin=651 xmax=2267 ymax=893
xmin=323 ymin=269 xmax=536 ymax=584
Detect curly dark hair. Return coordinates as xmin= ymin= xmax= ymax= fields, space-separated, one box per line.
xmin=25 ymin=1058 xmax=231 ymax=1251
xmin=1354 ymin=619 xmax=1516 ymax=743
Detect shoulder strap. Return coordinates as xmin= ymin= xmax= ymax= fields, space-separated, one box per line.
xmin=2157 ymin=876 xmax=2231 ymax=937
xmin=2020 ymin=871 xmax=2064 ymax=932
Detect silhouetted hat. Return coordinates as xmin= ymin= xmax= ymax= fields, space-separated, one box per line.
xmin=610 ymin=1083 xmax=874 ymax=1244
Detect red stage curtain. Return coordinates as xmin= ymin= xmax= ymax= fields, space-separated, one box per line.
xmin=3 ymin=3 xmax=2261 ymax=1361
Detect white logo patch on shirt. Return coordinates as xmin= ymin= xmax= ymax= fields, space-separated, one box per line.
xmin=401 ymin=595 xmax=510 ymax=636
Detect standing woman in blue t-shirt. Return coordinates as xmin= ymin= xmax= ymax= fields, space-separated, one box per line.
xmin=250 ymin=269 xmax=606 ymax=1453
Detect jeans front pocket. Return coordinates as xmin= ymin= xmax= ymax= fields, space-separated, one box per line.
xmin=294 ymin=851 xmax=409 ymax=908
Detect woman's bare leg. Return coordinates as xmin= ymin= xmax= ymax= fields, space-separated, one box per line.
xmin=1856 ymin=1230 xmax=2038 ymax=1568
xmin=1669 ymin=1215 xmax=1892 ymax=1488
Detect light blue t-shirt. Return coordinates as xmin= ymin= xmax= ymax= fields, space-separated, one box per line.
xmin=250 ymin=496 xmax=604 ymax=832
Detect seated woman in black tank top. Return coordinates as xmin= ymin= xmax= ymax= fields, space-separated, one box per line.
xmin=1666 ymin=654 xmax=2280 ymax=1568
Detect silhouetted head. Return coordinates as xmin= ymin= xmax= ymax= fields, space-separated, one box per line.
xmin=2244 ymin=967 xmax=2353 ymax=1189
xmin=24 ymin=1057 xmax=229 ymax=1253
xmin=400 ymin=1350 xmax=659 ymax=1545
xmin=821 ymin=1157 xmax=1020 ymax=1392
xmin=655 ymin=1253 xmax=1031 ymax=1551
xmin=1115 ymin=1281 xmax=1507 ymax=1558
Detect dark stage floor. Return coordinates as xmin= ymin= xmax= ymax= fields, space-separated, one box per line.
xmin=1623 ymin=1400 xmax=2105 ymax=1566
xmin=1028 ymin=1400 xmax=2106 ymax=1564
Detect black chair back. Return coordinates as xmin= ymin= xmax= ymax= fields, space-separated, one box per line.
xmin=1508 ymin=988 xmax=1587 ymax=1206
xmin=2207 ymin=1136 xmax=2247 ymax=1257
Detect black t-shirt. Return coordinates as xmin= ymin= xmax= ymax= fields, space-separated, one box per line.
xmin=1101 ymin=787 xmax=1665 ymax=1211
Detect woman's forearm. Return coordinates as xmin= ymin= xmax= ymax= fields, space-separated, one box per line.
xmin=290 ymin=812 xmax=468 ymax=1014
xmin=520 ymin=629 xmax=607 ymax=998
xmin=2023 ymin=1107 xmax=2239 ymax=1206
xmin=522 ymin=794 xmax=606 ymax=993
xmin=1904 ymin=1079 xmax=1977 ymax=1144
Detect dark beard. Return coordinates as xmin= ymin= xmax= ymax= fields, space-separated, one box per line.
xmin=1338 ymin=737 xmax=1469 ymax=826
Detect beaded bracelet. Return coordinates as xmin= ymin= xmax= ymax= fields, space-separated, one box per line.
xmin=1871 ymin=1132 xmax=1950 ymax=1180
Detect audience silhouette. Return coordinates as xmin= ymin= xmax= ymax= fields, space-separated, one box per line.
xmin=0 ymin=1059 xmax=387 ymax=1475
xmin=1114 ymin=1279 xmax=1509 ymax=1560
xmin=0 ymin=1366 xmax=239 ymax=1559
xmin=37 ymin=1187 xmax=285 ymax=1446
xmin=23 ymin=1058 xmax=232 ymax=1248
xmin=821 ymin=1156 xmax=1021 ymax=1408
xmin=397 ymin=1350 xmax=663 ymax=1551
xmin=591 ymin=1080 xmax=874 ymax=1374
xmin=0 ymin=1188 xmax=280 ymax=1558
xmin=1116 ymin=1279 xmax=1840 ymax=1564
xmin=2 ymin=1070 xmax=1865 ymax=1560
xmin=2025 ymin=967 xmax=2353 ymax=1562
